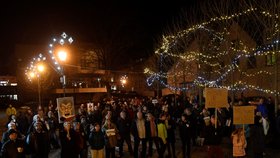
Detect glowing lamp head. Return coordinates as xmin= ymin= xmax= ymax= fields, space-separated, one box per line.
xmin=37 ymin=64 xmax=45 ymax=72
xmin=57 ymin=50 xmax=67 ymax=62
xmin=121 ymin=79 xmax=127 ymax=84
xmin=29 ymin=72 xmax=35 ymax=78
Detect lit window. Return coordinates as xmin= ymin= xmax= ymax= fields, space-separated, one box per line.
xmin=0 ymin=81 xmax=8 ymax=86
xmin=10 ymin=83 xmax=17 ymax=86
xmin=13 ymin=95 xmax=18 ymax=100
xmin=266 ymin=53 xmax=276 ymax=66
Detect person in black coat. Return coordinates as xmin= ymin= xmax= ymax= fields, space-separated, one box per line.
xmin=203 ymin=115 xmax=223 ymax=158
xmin=178 ymin=114 xmax=192 ymax=158
xmin=166 ymin=114 xmax=176 ymax=158
xmin=117 ymin=111 xmax=133 ymax=157
xmin=2 ymin=122 xmax=25 ymax=145
xmin=73 ymin=122 xmax=88 ymax=158
xmin=25 ymin=121 xmax=50 ymax=158
xmin=1 ymin=129 xmax=25 ymax=158
xmin=88 ymin=123 xmax=105 ymax=158
xmin=60 ymin=121 xmax=79 ymax=158
xmin=250 ymin=115 xmax=265 ymax=158
xmin=46 ymin=111 xmax=60 ymax=149
xmin=146 ymin=113 xmax=160 ymax=157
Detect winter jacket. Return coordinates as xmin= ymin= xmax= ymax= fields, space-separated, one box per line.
xmin=117 ymin=118 xmax=131 ymax=138
xmin=178 ymin=120 xmax=191 ymax=141
xmin=26 ymin=131 xmax=50 ymax=158
xmin=88 ymin=131 xmax=105 ymax=150
xmin=232 ymin=133 xmax=246 ymax=156
xmin=1 ymin=139 xmax=25 ymax=158
xmin=203 ymin=124 xmax=223 ymax=145
xmin=157 ymin=121 xmax=167 ymax=144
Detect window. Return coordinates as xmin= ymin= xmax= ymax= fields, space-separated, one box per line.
xmin=0 ymin=95 xmax=18 ymax=100
xmin=247 ymin=56 xmax=256 ymax=69
xmin=266 ymin=53 xmax=276 ymax=66
xmin=0 ymin=81 xmax=8 ymax=86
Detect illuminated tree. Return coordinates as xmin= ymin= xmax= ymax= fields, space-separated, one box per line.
xmin=146 ymin=0 xmax=280 ymax=102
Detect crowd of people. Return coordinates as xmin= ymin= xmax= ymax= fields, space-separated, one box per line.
xmin=1 ymin=95 xmax=280 ymax=158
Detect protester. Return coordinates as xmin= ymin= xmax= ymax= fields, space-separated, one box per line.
xmin=178 ymin=114 xmax=192 ymax=158
xmin=25 ymin=122 xmax=50 ymax=158
xmin=166 ymin=113 xmax=176 ymax=158
xmin=117 ymin=111 xmax=133 ymax=157
xmin=89 ymin=123 xmax=105 ymax=158
xmin=2 ymin=122 xmax=24 ymax=144
xmin=102 ymin=117 xmax=118 ymax=158
xmin=1 ymin=129 xmax=25 ymax=158
xmin=146 ymin=113 xmax=160 ymax=157
xmin=46 ymin=111 xmax=60 ymax=149
xmin=204 ymin=115 xmax=223 ymax=158
xmin=231 ymin=128 xmax=247 ymax=157
xmin=73 ymin=121 xmax=88 ymax=158
xmin=131 ymin=111 xmax=147 ymax=158
xmin=157 ymin=113 xmax=168 ymax=158
xmin=6 ymin=104 xmax=17 ymax=118
xmin=250 ymin=115 xmax=265 ymax=158
xmin=60 ymin=121 xmax=79 ymax=158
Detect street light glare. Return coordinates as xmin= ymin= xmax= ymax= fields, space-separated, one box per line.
xmin=58 ymin=50 xmax=67 ymax=62
xmin=121 ymin=79 xmax=127 ymax=84
xmin=29 ymin=72 xmax=35 ymax=78
xmin=37 ymin=64 xmax=45 ymax=72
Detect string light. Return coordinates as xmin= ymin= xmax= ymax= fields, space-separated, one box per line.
xmin=146 ymin=7 xmax=280 ymax=95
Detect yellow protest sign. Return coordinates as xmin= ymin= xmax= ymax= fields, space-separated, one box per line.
xmin=233 ymin=106 xmax=255 ymax=125
xmin=204 ymin=88 xmax=228 ymax=108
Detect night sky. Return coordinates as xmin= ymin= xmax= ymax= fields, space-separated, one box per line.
xmin=0 ymin=1 xmax=198 ymax=75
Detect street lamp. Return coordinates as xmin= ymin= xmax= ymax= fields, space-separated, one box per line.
xmin=25 ymin=53 xmax=46 ymax=107
xmin=48 ymin=32 xmax=73 ymax=97
xmin=57 ymin=50 xmax=67 ymax=97
xmin=37 ymin=63 xmax=45 ymax=106
xmin=28 ymin=63 xmax=45 ymax=107
xmin=58 ymin=50 xmax=67 ymax=62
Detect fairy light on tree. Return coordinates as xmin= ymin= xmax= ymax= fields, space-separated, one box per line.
xmin=145 ymin=0 xmax=280 ymax=101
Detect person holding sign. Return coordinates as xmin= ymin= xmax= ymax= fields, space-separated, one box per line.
xmin=203 ymin=115 xmax=223 ymax=158
xmin=102 ymin=116 xmax=119 ymax=158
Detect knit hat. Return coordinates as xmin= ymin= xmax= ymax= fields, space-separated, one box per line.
xmin=8 ymin=129 xmax=17 ymax=136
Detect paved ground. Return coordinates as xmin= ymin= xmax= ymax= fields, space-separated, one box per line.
xmin=47 ymin=132 xmax=280 ymax=158
xmin=1 ymin=109 xmax=280 ymax=158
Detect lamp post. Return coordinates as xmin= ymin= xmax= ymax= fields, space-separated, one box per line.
xmin=25 ymin=53 xmax=47 ymax=107
xmin=47 ymin=32 xmax=73 ymax=98
xmin=29 ymin=63 xmax=45 ymax=106
xmin=37 ymin=64 xmax=44 ymax=106
xmin=57 ymin=50 xmax=67 ymax=97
